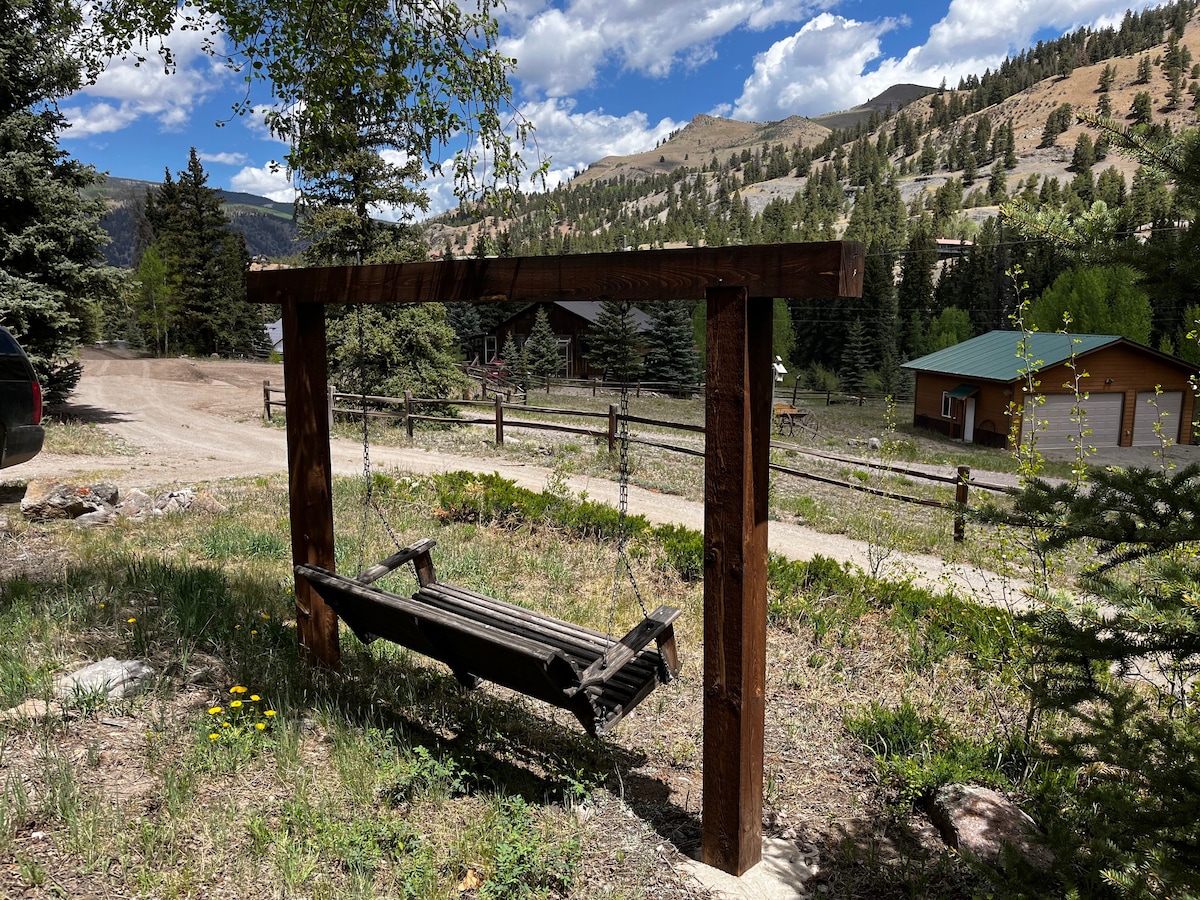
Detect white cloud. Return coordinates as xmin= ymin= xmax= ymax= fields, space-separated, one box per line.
xmin=731 ymin=14 xmax=902 ymax=120
xmin=199 ymin=151 xmax=250 ymax=166
xmin=503 ymin=0 xmax=823 ymax=97
xmin=729 ymin=0 xmax=1163 ymax=121
xmin=64 ymin=10 xmax=231 ymax=138
xmin=229 ymin=163 xmax=297 ymax=203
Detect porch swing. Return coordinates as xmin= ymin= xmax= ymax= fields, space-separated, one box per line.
xmin=294 ymin=307 xmax=682 ymax=737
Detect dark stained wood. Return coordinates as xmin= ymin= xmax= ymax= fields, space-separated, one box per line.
xmin=248 ymin=242 xmax=863 ymax=307
xmin=295 ymin=542 xmax=681 ymax=737
xmin=702 ymin=287 xmax=771 ymax=876
xmin=281 ymin=300 xmax=339 ymax=668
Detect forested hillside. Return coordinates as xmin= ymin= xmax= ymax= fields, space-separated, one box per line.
xmin=427 ymin=0 xmax=1200 ymax=393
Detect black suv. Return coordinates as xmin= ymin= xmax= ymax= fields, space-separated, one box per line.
xmin=0 ymin=326 xmax=45 ymax=468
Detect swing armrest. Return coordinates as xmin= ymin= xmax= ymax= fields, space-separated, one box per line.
xmin=579 ymin=606 xmax=682 ymax=688
xmin=357 ymin=539 xmax=438 ymax=586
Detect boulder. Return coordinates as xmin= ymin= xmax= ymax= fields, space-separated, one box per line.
xmin=53 ymin=657 xmax=156 ymax=701
xmin=925 ymin=784 xmax=1054 ymax=871
xmin=21 ymin=480 xmax=118 ymax=520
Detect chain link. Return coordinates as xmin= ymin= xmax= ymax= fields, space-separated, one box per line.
xmin=606 ymin=384 xmax=651 ymax=653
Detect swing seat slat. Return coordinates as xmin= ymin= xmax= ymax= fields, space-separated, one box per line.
xmin=295 ymin=539 xmax=682 ymax=737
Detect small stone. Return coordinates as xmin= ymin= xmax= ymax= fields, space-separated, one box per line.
xmin=868 ymin=437 xmax=882 ymax=450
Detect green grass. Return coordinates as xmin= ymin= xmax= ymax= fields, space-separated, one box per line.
xmin=40 ymin=417 xmax=135 ymax=456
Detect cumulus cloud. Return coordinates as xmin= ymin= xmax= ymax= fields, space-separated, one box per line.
xmin=199 ymin=151 xmax=250 ymax=166
xmin=731 ymin=14 xmax=902 ymax=120
xmin=63 ymin=11 xmax=231 ymax=138
xmin=229 ymin=163 xmax=297 ymax=203
xmin=729 ymin=0 xmax=1162 ymax=121
xmin=502 ymin=0 xmax=823 ymax=97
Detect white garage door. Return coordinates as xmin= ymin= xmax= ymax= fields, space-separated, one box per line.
xmin=1025 ymin=393 xmax=1123 ymax=450
xmin=1132 ymin=391 xmax=1183 ymax=446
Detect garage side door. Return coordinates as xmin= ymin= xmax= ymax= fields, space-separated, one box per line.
xmin=1025 ymin=393 xmax=1123 ymax=450
xmin=1132 ymin=390 xmax=1183 ymax=446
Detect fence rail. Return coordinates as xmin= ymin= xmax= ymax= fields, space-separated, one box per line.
xmin=264 ymin=380 xmax=993 ymax=541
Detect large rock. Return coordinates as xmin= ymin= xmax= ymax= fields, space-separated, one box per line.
xmin=925 ymin=784 xmax=1054 ymax=871
xmin=53 ymin=657 xmax=156 ymax=701
xmin=21 ymin=480 xmax=118 ymax=520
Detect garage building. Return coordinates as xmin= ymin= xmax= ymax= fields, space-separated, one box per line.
xmin=903 ymin=331 xmax=1198 ymax=450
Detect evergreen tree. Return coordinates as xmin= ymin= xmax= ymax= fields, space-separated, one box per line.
xmin=524 ymin=305 xmax=561 ymax=379
xmin=588 ymin=300 xmax=643 ymax=382
xmin=145 ymin=150 xmax=260 ymax=357
xmin=839 ymin=318 xmax=872 ymax=393
xmin=643 ymin=300 xmax=700 ymax=388
xmin=897 ymin=217 xmax=938 ymax=359
xmin=0 ymin=0 xmax=121 ymax=401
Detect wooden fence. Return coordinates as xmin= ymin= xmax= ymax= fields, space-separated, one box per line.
xmin=264 ymin=382 xmax=999 ymax=541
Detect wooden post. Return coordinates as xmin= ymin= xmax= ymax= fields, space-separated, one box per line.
xmin=702 ymin=287 xmax=771 ymax=876
xmin=954 ymin=465 xmax=970 ymax=543
xmin=608 ymin=404 xmax=618 ymax=453
xmin=280 ymin=299 xmax=339 ymax=668
xmin=263 ymin=379 xmax=272 ymax=421
xmin=495 ymin=395 xmax=505 ymax=446
xmin=405 ymin=391 xmax=414 ymax=439
xmin=328 ymin=385 xmax=336 ymax=429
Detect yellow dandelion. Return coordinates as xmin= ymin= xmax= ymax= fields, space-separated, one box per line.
xmin=230 ymin=685 xmax=248 ymax=694
xmin=127 ymin=617 xmax=137 ymax=623
xmin=208 ymin=706 xmax=222 ymax=715
xmin=261 ymin=613 xmax=270 ymax=620
xmin=251 ymin=629 xmax=258 ymax=635
xmin=230 ymin=700 xmax=243 ymax=709
xmin=263 ymin=710 xmax=276 ymax=717
xmin=98 ymin=603 xmax=105 ymax=609
xmin=209 ymin=733 xmax=219 ymax=740
xmin=250 ymin=695 xmax=260 ymax=702
xmin=255 ymin=722 xmax=266 ymax=731
xmin=221 ymin=722 xmax=231 ymax=728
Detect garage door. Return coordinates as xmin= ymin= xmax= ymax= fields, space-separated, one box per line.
xmin=1132 ymin=391 xmax=1183 ymax=446
xmin=1025 ymin=393 xmax=1123 ymax=450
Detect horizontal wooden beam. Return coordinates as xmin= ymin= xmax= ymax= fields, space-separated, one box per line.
xmin=247 ymin=241 xmax=864 ymax=306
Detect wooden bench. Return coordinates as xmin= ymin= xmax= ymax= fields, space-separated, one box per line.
xmin=297 ymin=539 xmax=681 ymax=737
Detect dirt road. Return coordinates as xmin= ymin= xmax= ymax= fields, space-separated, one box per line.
xmin=9 ymin=354 xmax=1036 ymax=598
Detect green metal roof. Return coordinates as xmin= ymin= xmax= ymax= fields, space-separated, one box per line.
xmin=902 ymin=331 xmax=1122 ymax=382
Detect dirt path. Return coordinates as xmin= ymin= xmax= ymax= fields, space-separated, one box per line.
xmin=10 ymin=354 xmax=1034 ymax=601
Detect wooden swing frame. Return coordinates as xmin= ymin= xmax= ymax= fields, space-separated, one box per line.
xmin=247 ymin=240 xmax=863 ymax=877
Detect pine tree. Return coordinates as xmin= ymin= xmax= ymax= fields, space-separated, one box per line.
xmin=839 ymin=318 xmax=871 ymax=393
xmin=524 ymin=306 xmax=561 ymax=379
xmin=643 ymin=300 xmax=700 ymax=388
xmin=0 ymin=0 xmax=122 ymax=401
xmin=588 ymin=300 xmax=643 ymax=382
xmin=145 ymin=150 xmax=260 ymax=357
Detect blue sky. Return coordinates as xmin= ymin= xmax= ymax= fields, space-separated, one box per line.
xmin=60 ymin=0 xmax=1162 ymax=216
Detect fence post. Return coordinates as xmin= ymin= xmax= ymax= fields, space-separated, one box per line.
xmin=593 ymin=378 xmax=598 ymax=398
xmin=405 ymin=391 xmax=414 ymax=439
xmin=328 ymin=385 xmax=336 ymax=429
xmin=263 ymin=379 xmax=272 ymax=421
xmin=608 ymin=404 xmax=618 ymax=453
xmin=954 ymin=465 xmax=970 ymax=543
xmin=792 ymin=380 xmax=799 ymax=405
xmin=495 ymin=395 xmax=505 ymax=446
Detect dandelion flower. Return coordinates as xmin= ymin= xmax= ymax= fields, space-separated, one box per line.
xmin=221 ymin=722 xmax=231 ymax=728
xmin=98 ymin=603 xmax=105 ymax=609
xmin=251 ymin=629 xmax=258 ymax=635
xmin=264 ymin=710 xmax=276 ymax=717
xmin=208 ymin=706 xmax=222 ymax=715
xmin=250 ymin=695 xmax=260 ymax=702
xmin=230 ymin=685 xmax=248 ymax=694
xmin=230 ymin=700 xmax=243 ymax=709
xmin=127 ymin=617 xmax=137 ymax=624
xmin=255 ymin=722 xmax=266 ymax=731
xmin=209 ymin=733 xmax=219 ymax=740
xmin=261 ymin=613 xmax=270 ymax=620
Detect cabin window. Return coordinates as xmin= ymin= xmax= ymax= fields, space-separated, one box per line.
xmin=484 ymin=336 xmax=498 ymax=363
xmin=941 ymin=391 xmax=953 ymax=418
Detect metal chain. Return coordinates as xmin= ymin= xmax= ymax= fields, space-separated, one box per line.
xmin=606 ymin=383 xmax=651 ymax=651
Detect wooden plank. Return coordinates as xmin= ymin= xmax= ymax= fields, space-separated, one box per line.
xmin=356 ymin=539 xmax=437 ymax=586
xmin=247 ymin=242 xmax=864 ymax=307
xmin=579 ymin=607 xmax=683 ymax=686
xmin=702 ymin=287 xmax=770 ymax=876
xmin=282 ymin=300 xmax=339 ymax=668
